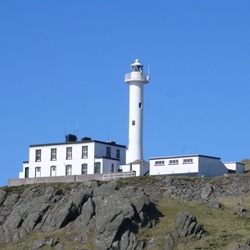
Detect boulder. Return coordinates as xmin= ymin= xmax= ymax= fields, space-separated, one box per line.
xmin=201 ymin=183 xmax=213 ymax=200
xmin=209 ymin=200 xmax=221 ymax=210
xmin=176 ymin=211 xmax=204 ymax=239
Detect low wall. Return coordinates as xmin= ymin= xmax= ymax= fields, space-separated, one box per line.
xmin=8 ymin=171 xmax=136 ymax=187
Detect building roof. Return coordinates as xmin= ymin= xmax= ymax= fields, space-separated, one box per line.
xmin=29 ymin=139 xmax=127 ymax=148
xmin=223 ymin=161 xmax=245 ymax=165
xmin=149 ymin=154 xmax=221 ymax=160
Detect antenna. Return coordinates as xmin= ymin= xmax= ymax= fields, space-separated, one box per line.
xmin=148 ymin=65 xmax=150 ymax=77
xmin=76 ymin=122 xmax=78 ymax=139
xmin=64 ymin=121 xmax=67 ymax=137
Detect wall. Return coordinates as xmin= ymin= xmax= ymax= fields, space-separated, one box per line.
xmin=149 ymin=156 xmax=199 ymax=175
xmin=119 ymin=163 xmax=149 ymax=176
xmin=8 ymin=171 xmax=136 ymax=187
xmin=224 ymin=162 xmax=245 ymax=174
xmin=198 ymin=157 xmax=228 ymax=177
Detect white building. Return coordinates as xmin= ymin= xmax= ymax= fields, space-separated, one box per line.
xmin=19 ymin=135 xmax=126 ymax=179
xmin=224 ymin=162 xmax=245 ymax=174
xmin=149 ymin=154 xmax=230 ymax=177
xmin=117 ymin=59 xmax=150 ymax=176
xmin=125 ymin=59 xmax=149 ymax=163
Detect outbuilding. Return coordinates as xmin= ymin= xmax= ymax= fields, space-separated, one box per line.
xmin=149 ymin=154 xmax=228 ymax=177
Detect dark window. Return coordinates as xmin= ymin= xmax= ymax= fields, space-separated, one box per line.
xmin=139 ymin=103 xmax=142 ymax=108
xmin=132 ymin=120 xmax=135 ymax=126
xmin=116 ymin=149 xmax=120 ymax=159
xmin=82 ymin=164 xmax=87 ymax=174
xmin=82 ymin=146 xmax=88 ymax=158
xmin=111 ymin=164 xmax=114 ymax=172
xmin=35 ymin=149 xmax=41 ymax=162
xmin=106 ymin=147 xmax=111 ymax=157
xmin=51 ymin=148 xmax=57 ymax=161
xmin=169 ymin=160 xmax=179 ymax=165
xmin=66 ymin=165 xmax=72 ymax=175
xmin=66 ymin=147 xmax=72 ymax=159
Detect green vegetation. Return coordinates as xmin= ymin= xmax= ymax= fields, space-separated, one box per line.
xmin=137 ymin=196 xmax=250 ymax=249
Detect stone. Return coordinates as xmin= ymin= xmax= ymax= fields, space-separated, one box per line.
xmin=201 ymin=183 xmax=213 ymax=200
xmin=55 ymin=241 xmax=65 ymax=250
xmin=32 ymin=237 xmax=46 ymax=249
xmin=3 ymin=193 xmax=20 ymax=206
xmin=148 ymin=237 xmax=155 ymax=248
xmin=163 ymin=234 xmax=174 ymax=247
xmin=0 ymin=189 xmax=6 ymax=205
xmin=234 ymin=207 xmax=247 ymax=217
xmin=209 ymin=200 xmax=221 ymax=210
xmin=46 ymin=236 xmax=60 ymax=247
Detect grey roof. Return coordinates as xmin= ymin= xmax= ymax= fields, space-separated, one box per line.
xmin=149 ymin=154 xmax=221 ymax=160
xmin=29 ymin=140 xmax=127 ymax=148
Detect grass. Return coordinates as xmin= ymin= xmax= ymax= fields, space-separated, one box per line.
xmin=0 ymin=227 xmax=96 ymax=250
xmin=136 ymin=195 xmax=250 ymax=249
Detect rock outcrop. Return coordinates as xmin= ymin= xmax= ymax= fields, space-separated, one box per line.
xmin=0 ymin=181 xmax=157 ymax=249
xmin=163 ymin=211 xmax=204 ymax=249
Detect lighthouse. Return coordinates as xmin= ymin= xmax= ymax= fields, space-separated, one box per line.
xmin=125 ymin=59 xmax=150 ymax=163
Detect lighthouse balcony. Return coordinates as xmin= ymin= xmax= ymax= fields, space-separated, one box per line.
xmin=125 ymin=73 xmax=150 ymax=83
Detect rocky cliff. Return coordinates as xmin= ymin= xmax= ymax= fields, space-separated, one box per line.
xmin=1 ymin=175 xmax=250 ymax=249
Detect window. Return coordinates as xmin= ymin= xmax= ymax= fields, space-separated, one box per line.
xmin=51 ymin=148 xmax=57 ymax=161
xmin=35 ymin=149 xmax=41 ymax=162
xmin=94 ymin=162 xmax=101 ymax=173
xmin=132 ymin=120 xmax=135 ymax=125
xmin=169 ymin=159 xmax=179 ymax=165
xmin=82 ymin=164 xmax=88 ymax=174
xmin=111 ymin=164 xmax=114 ymax=173
xmin=155 ymin=160 xmax=165 ymax=166
xmin=25 ymin=167 xmax=29 ymax=178
xmin=118 ymin=169 xmax=123 ymax=172
xmin=82 ymin=146 xmax=88 ymax=158
xmin=183 ymin=158 xmax=193 ymax=164
xmin=116 ymin=149 xmax=120 ymax=159
xmin=51 ymin=166 xmax=56 ymax=176
xmin=139 ymin=103 xmax=142 ymax=108
xmin=35 ymin=167 xmax=41 ymax=177
xmin=106 ymin=147 xmax=111 ymax=158
xmin=66 ymin=165 xmax=72 ymax=175
xmin=66 ymin=147 xmax=72 ymax=159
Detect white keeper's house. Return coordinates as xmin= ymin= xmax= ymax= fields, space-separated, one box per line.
xmin=19 ymin=135 xmax=127 ymax=179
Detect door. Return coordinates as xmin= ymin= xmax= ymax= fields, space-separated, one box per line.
xmin=35 ymin=167 xmax=41 ymax=177
xmin=51 ymin=166 xmax=56 ymax=176
xmin=25 ymin=167 xmax=29 ymax=178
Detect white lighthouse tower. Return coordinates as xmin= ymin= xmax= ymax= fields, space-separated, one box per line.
xmin=125 ymin=59 xmax=150 ymax=164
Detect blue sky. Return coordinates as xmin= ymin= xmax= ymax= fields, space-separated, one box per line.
xmin=1 ymin=1 xmax=250 ymax=186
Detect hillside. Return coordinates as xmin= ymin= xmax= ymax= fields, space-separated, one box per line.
xmin=1 ymin=174 xmax=250 ymax=249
